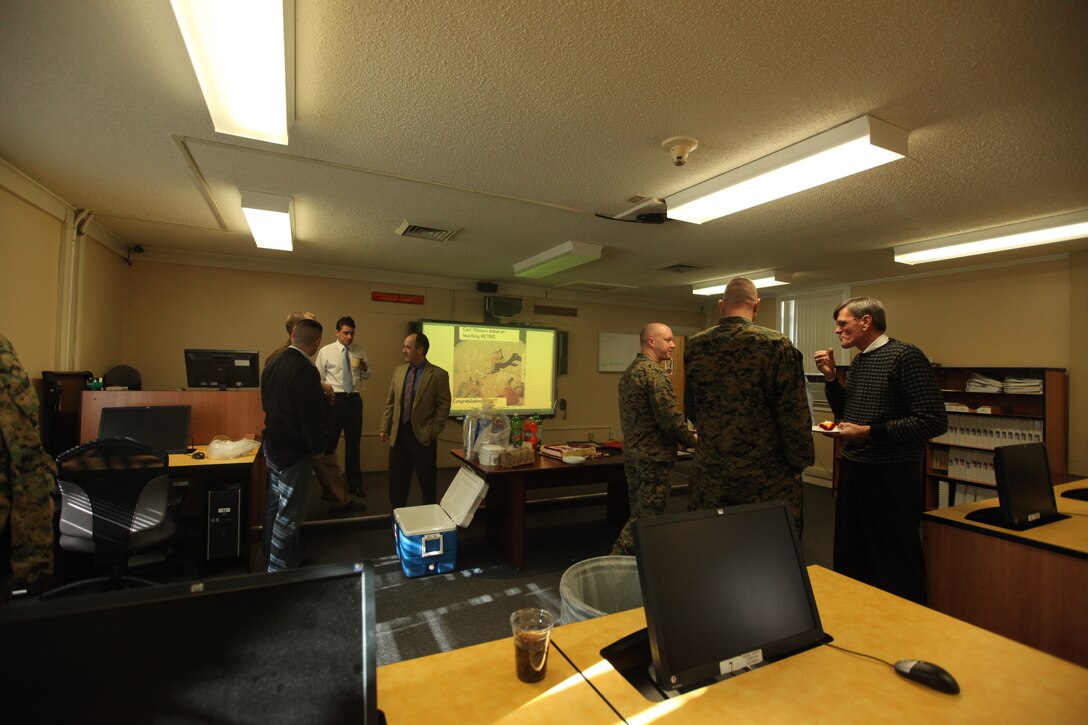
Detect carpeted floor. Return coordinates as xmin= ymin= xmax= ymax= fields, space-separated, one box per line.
xmin=296 ymin=474 xmax=836 ymax=665
xmin=43 ymin=464 xmax=834 ymax=666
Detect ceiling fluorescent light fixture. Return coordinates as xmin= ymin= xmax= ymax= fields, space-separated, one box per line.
xmin=171 ymin=0 xmax=294 ymax=145
xmin=241 ymin=190 xmax=293 ymax=251
xmin=514 ymin=241 xmax=603 ymax=278
xmin=894 ymin=210 xmax=1088 ymax=265
xmin=692 ymin=270 xmax=793 ymax=296
xmin=666 ymin=116 xmax=908 ymax=224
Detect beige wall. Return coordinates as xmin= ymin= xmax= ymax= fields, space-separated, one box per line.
xmin=853 ymin=259 xmax=1070 ymax=367
xmin=114 ymin=260 xmax=703 ymax=471
xmin=0 ymin=185 xmax=62 ymax=376
xmin=1069 ymin=251 xmax=1088 ymax=476
xmin=75 ymin=234 xmax=126 ymax=376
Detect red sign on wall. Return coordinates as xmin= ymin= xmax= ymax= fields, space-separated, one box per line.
xmin=372 ymin=291 xmax=425 ymax=305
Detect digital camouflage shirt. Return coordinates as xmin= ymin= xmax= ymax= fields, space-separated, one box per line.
xmin=684 ymin=317 xmax=814 ymax=487
xmin=618 ymin=353 xmax=696 ymax=462
xmin=0 ymin=334 xmax=56 ymax=585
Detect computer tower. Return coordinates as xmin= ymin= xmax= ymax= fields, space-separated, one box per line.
xmin=207 ymin=486 xmax=241 ymax=560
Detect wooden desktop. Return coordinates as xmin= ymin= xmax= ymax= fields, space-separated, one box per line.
xmin=378 ymin=566 xmax=1088 ymax=721
xmin=923 ymin=479 xmax=1088 ymax=667
xmin=377 ymin=626 xmax=619 ymax=723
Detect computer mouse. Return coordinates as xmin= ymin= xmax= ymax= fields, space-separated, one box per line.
xmin=894 ymin=659 xmax=960 ymax=694
xmin=192 ymin=451 xmax=206 ymax=460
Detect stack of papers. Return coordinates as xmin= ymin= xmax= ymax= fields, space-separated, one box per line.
xmin=965 ymin=372 xmax=1002 ymax=393
xmin=1004 ymin=376 xmax=1043 ymax=394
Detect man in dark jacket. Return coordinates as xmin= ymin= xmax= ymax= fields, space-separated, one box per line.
xmin=261 ymin=318 xmax=327 ymax=571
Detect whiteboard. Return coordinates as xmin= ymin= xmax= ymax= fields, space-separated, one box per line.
xmin=598 ymin=332 xmax=640 ymax=372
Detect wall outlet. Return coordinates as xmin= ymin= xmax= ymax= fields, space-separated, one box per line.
xmin=587 ymin=431 xmax=595 ymax=441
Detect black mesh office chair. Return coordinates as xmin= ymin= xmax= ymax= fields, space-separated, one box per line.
xmin=46 ymin=437 xmax=177 ymax=597
xmin=102 ymin=364 xmax=142 ymax=390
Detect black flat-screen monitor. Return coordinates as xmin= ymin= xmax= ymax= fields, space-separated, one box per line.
xmin=0 ymin=562 xmax=380 ymax=724
xmin=633 ymin=501 xmax=830 ymax=694
xmin=988 ymin=442 xmax=1067 ymax=528
xmin=98 ymin=404 xmax=192 ymax=454
xmin=184 ymin=348 xmax=260 ymax=389
xmin=419 ymin=320 xmax=558 ymax=417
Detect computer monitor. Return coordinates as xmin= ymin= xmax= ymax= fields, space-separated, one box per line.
xmin=98 ymin=404 xmax=192 ymax=454
xmin=633 ymin=501 xmax=830 ymax=694
xmin=184 ymin=349 xmax=260 ymax=389
xmin=964 ymin=442 xmax=1069 ymax=530
xmin=0 ymin=562 xmax=381 ymax=725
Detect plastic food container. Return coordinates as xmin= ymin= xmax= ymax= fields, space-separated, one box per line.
xmin=479 ymin=444 xmax=504 ymax=466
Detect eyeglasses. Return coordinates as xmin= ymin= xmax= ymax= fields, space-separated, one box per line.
xmin=834 ymin=317 xmax=861 ymax=329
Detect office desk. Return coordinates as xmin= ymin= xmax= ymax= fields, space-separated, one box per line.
xmin=81 ymin=389 xmax=263 ymax=443
xmin=377 ymin=627 xmax=620 ymax=723
xmin=169 ymin=445 xmax=259 ymax=567
xmin=923 ymin=479 xmax=1088 ymax=667
xmin=549 ymin=565 xmax=1088 ymax=722
xmin=451 ymin=448 xmax=628 ymax=570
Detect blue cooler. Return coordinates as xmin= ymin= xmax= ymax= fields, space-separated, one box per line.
xmin=393 ymin=466 xmax=488 ymax=577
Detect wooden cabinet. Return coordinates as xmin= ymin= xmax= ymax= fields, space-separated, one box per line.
xmin=925 ymin=367 xmax=1067 ymax=507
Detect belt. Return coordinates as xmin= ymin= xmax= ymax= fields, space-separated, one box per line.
xmin=334 ymin=392 xmax=360 ymax=397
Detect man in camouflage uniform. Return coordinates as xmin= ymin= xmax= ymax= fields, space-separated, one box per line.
xmin=1 ymin=334 xmax=56 ymax=599
xmin=611 ymin=323 xmax=696 ymax=555
xmin=684 ymin=278 xmax=814 ymax=535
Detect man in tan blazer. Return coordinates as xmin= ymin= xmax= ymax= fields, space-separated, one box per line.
xmin=379 ymin=332 xmax=452 ymax=509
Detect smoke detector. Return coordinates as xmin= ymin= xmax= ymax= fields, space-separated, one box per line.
xmin=662 ymin=136 xmax=699 ymax=166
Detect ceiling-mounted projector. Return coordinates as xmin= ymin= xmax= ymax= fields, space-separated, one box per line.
xmin=596 ymin=197 xmax=668 ymax=224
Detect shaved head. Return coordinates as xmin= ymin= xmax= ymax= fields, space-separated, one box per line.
xmin=719 ymin=277 xmax=760 ymax=320
xmin=640 ymin=322 xmax=677 ymax=363
xmin=640 ymin=322 xmax=670 ymax=346
xmin=721 ymin=278 xmax=758 ymax=305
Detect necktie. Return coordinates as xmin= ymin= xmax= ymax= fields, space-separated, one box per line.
xmin=402 ymin=365 xmax=416 ymax=422
xmin=343 ymin=346 xmax=353 ymax=393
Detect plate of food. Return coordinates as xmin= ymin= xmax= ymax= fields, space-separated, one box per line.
xmin=812 ymin=421 xmax=842 ymax=435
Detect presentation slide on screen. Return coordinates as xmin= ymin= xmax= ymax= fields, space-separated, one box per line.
xmin=421 ymin=321 xmax=557 ymax=416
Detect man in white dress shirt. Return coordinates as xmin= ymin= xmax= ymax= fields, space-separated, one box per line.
xmin=315 ymin=316 xmax=370 ymax=495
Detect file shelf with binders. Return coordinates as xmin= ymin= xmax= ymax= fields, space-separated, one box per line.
xmin=925 ymin=367 xmax=1067 ymax=508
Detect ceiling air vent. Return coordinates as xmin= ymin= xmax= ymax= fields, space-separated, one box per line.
xmin=656 ymin=262 xmax=701 ymax=273
xmin=395 ymin=220 xmax=460 ymax=241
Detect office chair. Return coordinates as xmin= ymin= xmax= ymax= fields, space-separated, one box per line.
xmin=45 ymin=437 xmax=177 ymax=597
xmin=102 ymin=364 xmax=142 ymax=390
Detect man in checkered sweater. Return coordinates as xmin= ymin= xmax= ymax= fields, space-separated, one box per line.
xmin=815 ymin=297 xmax=947 ymax=604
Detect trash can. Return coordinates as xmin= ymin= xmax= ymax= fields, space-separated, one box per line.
xmin=559 ymin=555 xmax=643 ymax=624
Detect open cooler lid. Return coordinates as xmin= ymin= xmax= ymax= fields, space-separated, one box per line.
xmin=393 ymin=504 xmax=454 ymax=536
xmin=441 ymin=466 xmax=489 ymax=527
